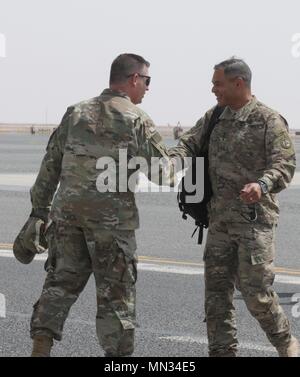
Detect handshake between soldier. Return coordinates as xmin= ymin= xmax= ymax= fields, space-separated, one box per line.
xmin=12 ymin=54 xmax=299 ymax=358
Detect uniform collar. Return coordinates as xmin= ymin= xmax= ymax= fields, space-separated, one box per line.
xmin=219 ymin=96 xmax=258 ymax=122
xmin=100 ymin=88 xmax=131 ymax=101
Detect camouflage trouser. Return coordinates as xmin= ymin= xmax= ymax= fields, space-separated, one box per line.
xmin=204 ymin=220 xmax=291 ymax=357
xmin=30 ymin=221 xmax=137 ymax=356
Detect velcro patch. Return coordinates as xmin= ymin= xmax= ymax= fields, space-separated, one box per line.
xmin=280 ymin=138 xmax=292 ymax=149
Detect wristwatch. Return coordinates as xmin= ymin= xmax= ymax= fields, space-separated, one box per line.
xmin=257 ymin=180 xmax=268 ymax=195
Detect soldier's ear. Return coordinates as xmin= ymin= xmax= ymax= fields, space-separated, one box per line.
xmin=235 ymin=77 xmax=245 ymax=88
xmin=130 ymin=73 xmax=139 ymax=88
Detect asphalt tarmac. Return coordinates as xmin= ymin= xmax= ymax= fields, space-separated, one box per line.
xmin=0 ymin=133 xmax=299 ymax=357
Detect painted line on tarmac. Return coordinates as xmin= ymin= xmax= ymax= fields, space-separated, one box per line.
xmin=1 ymin=247 xmax=300 ymax=285
xmin=159 ymin=335 xmax=276 ymax=354
xmin=0 ymin=171 xmax=300 ymax=190
xmin=0 ymin=174 xmax=37 ymax=187
xmin=2 ymin=245 xmax=300 ymax=276
xmin=139 ymin=256 xmax=204 ymax=267
xmin=139 ymin=256 xmax=300 ymax=276
xmin=0 ymin=248 xmax=48 ymax=261
xmin=138 ymin=262 xmax=300 ymax=285
xmin=139 ymin=263 xmax=201 ymax=276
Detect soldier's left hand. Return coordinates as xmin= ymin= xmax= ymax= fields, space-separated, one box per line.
xmin=239 ymin=183 xmax=262 ymax=204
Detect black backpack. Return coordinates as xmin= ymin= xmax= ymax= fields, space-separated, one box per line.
xmin=177 ymin=106 xmax=224 ymax=244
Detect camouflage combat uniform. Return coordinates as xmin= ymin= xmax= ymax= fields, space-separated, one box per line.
xmin=170 ymin=97 xmax=296 ymax=356
xmin=30 ymin=89 xmax=173 ymax=356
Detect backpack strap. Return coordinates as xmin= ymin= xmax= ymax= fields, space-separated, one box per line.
xmin=178 ymin=106 xmax=225 ymax=245
xmin=199 ymin=105 xmax=224 ymax=154
xmin=194 ymin=105 xmax=224 ymax=244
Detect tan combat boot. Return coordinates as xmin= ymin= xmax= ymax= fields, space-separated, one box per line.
xmin=31 ymin=335 xmax=53 ymax=357
xmin=277 ymin=336 xmax=299 ymax=357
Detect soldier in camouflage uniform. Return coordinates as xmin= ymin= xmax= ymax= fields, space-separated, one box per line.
xmin=26 ymin=53 xmax=173 ymax=357
xmin=170 ymin=58 xmax=299 ymax=357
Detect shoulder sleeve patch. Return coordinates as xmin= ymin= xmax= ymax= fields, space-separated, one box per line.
xmin=280 ymin=136 xmax=292 ymax=149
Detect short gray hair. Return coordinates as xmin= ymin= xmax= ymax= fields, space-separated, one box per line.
xmin=214 ymin=57 xmax=252 ymax=88
xmin=110 ymin=53 xmax=150 ymax=85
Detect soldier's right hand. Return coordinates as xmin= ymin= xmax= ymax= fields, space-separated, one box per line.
xmin=239 ymin=183 xmax=262 ymax=204
xmin=13 ymin=217 xmax=48 ymax=264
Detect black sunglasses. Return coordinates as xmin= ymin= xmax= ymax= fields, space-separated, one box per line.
xmin=127 ymin=73 xmax=151 ymax=87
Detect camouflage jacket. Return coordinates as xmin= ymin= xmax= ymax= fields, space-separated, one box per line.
xmin=170 ymin=97 xmax=296 ymax=224
xmin=31 ymin=89 xmax=173 ymax=229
